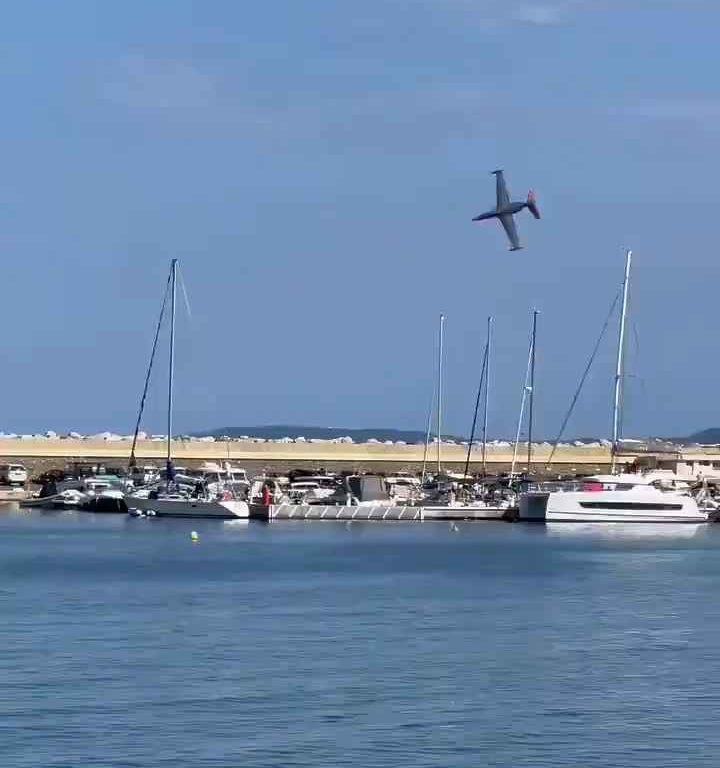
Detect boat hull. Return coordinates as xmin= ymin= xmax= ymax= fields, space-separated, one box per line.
xmin=126 ymin=496 xmax=249 ymax=519
xmin=520 ymin=491 xmax=708 ymax=523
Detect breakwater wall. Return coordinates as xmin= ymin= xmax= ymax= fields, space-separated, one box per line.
xmin=0 ymin=438 xmax=624 ymax=477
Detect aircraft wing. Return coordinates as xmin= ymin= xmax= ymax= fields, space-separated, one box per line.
xmin=499 ymin=213 xmax=521 ymax=250
xmin=494 ymin=170 xmax=510 ymax=209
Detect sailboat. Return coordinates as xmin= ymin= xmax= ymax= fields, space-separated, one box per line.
xmin=420 ymin=314 xmax=514 ymax=520
xmin=518 ymin=250 xmax=707 ymax=523
xmin=124 ymin=260 xmax=249 ymax=519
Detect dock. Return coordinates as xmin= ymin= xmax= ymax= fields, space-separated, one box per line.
xmin=250 ymin=503 xmax=510 ymax=522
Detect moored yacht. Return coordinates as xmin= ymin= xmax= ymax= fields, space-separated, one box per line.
xmin=123 ymin=259 xmax=250 ymax=520
xmin=519 ymin=474 xmax=708 ymax=523
xmin=519 ymin=250 xmax=709 ymax=525
xmin=126 ymin=493 xmax=249 ymax=519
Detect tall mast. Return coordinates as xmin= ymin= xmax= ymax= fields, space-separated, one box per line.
xmin=167 ymin=258 xmax=178 ymax=478
xmin=420 ymin=360 xmax=436 ymax=486
xmin=510 ymin=311 xmax=535 ymax=480
xmin=129 ymin=269 xmax=172 ymax=472
xmin=527 ymin=309 xmax=538 ymax=472
xmin=436 ymin=313 xmax=445 ymax=475
xmin=481 ymin=316 xmax=492 ymax=475
xmin=611 ymin=250 xmax=632 ymax=473
xmin=463 ymin=319 xmax=489 ymax=480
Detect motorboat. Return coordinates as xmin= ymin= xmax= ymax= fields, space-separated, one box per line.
xmin=519 ymin=474 xmax=709 ymax=523
xmin=286 ymin=476 xmax=339 ymax=504
xmin=323 ymin=475 xmax=397 ymax=507
xmin=125 ymin=493 xmax=249 ymax=519
xmin=385 ymin=475 xmax=423 ymax=504
xmin=22 ymin=474 xmax=129 ymax=511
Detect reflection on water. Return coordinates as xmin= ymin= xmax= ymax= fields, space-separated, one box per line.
xmin=544 ymin=521 xmax=711 ymax=540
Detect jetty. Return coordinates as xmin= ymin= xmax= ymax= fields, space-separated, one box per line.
xmin=249 ymin=503 xmax=508 ymax=522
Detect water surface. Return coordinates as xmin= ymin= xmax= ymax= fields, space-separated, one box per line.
xmin=1 ymin=511 xmax=719 ymax=767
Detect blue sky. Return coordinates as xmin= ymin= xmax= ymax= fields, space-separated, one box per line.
xmin=0 ymin=1 xmax=717 ymax=438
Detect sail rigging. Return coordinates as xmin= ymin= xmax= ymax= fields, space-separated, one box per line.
xmin=128 ymin=265 xmax=173 ymax=471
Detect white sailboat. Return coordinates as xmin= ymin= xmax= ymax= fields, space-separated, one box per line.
xmin=519 ymin=250 xmax=707 ymax=524
xmin=125 ymin=260 xmax=249 ymax=520
xmin=420 ymin=314 xmax=514 ymax=520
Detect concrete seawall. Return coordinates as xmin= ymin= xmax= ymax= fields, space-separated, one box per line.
xmin=0 ymin=438 xmax=619 ymax=475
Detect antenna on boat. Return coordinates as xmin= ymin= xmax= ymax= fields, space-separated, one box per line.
xmin=464 ymin=316 xmax=491 ymax=480
xmin=611 ymin=249 xmax=632 ymax=473
xmin=166 ymin=258 xmax=178 ymax=488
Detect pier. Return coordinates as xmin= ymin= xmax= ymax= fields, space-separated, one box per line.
xmin=249 ymin=503 xmax=508 ymax=522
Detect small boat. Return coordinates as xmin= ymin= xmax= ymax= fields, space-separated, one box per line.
xmin=22 ymin=475 xmax=129 ymax=511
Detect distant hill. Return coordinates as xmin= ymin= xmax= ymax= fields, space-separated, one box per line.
xmin=682 ymin=428 xmax=720 ymax=445
xmin=195 ymin=425 xmax=465 ymax=443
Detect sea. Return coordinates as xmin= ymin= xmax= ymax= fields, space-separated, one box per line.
xmin=1 ymin=510 xmax=720 ymax=767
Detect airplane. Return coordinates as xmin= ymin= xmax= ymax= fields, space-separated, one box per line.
xmin=472 ymin=170 xmax=540 ymax=251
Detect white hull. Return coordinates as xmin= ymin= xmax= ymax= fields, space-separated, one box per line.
xmin=520 ymin=490 xmax=708 ymax=523
xmin=126 ymin=496 xmax=249 ymax=519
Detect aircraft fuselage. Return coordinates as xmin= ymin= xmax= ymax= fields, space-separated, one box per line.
xmin=472 ymin=200 xmax=527 ymax=221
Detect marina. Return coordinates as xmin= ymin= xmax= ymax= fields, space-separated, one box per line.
xmin=3 ymin=3 xmax=718 ymax=766
xmin=6 ymin=249 xmax=720 ymax=527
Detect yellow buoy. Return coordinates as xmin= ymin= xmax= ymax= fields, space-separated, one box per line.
xmin=190 ymin=530 xmax=199 ymax=542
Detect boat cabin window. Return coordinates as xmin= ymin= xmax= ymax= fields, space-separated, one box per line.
xmin=595 ymin=482 xmax=637 ymax=491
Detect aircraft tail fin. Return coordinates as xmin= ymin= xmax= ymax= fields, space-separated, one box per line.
xmin=527 ymin=190 xmax=541 ymax=219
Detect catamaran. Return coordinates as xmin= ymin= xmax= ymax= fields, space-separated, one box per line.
xmin=519 ymin=250 xmax=708 ymax=524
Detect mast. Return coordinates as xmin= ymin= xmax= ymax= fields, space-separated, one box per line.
xmin=481 ymin=316 xmax=492 ymax=475
xmin=510 ymin=311 xmax=535 ymax=480
xmin=463 ymin=321 xmax=489 ymax=480
xmin=527 ymin=309 xmax=538 ymax=472
xmin=167 ymin=258 xmax=178 ymax=480
xmin=128 ymin=269 xmax=172 ymax=471
xmin=436 ymin=313 xmax=445 ymax=475
xmin=420 ymin=368 xmax=436 ymax=485
xmin=611 ymin=250 xmax=632 ymax=473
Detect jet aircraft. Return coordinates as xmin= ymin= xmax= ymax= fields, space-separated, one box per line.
xmin=472 ymin=170 xmax=540 ymax=251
